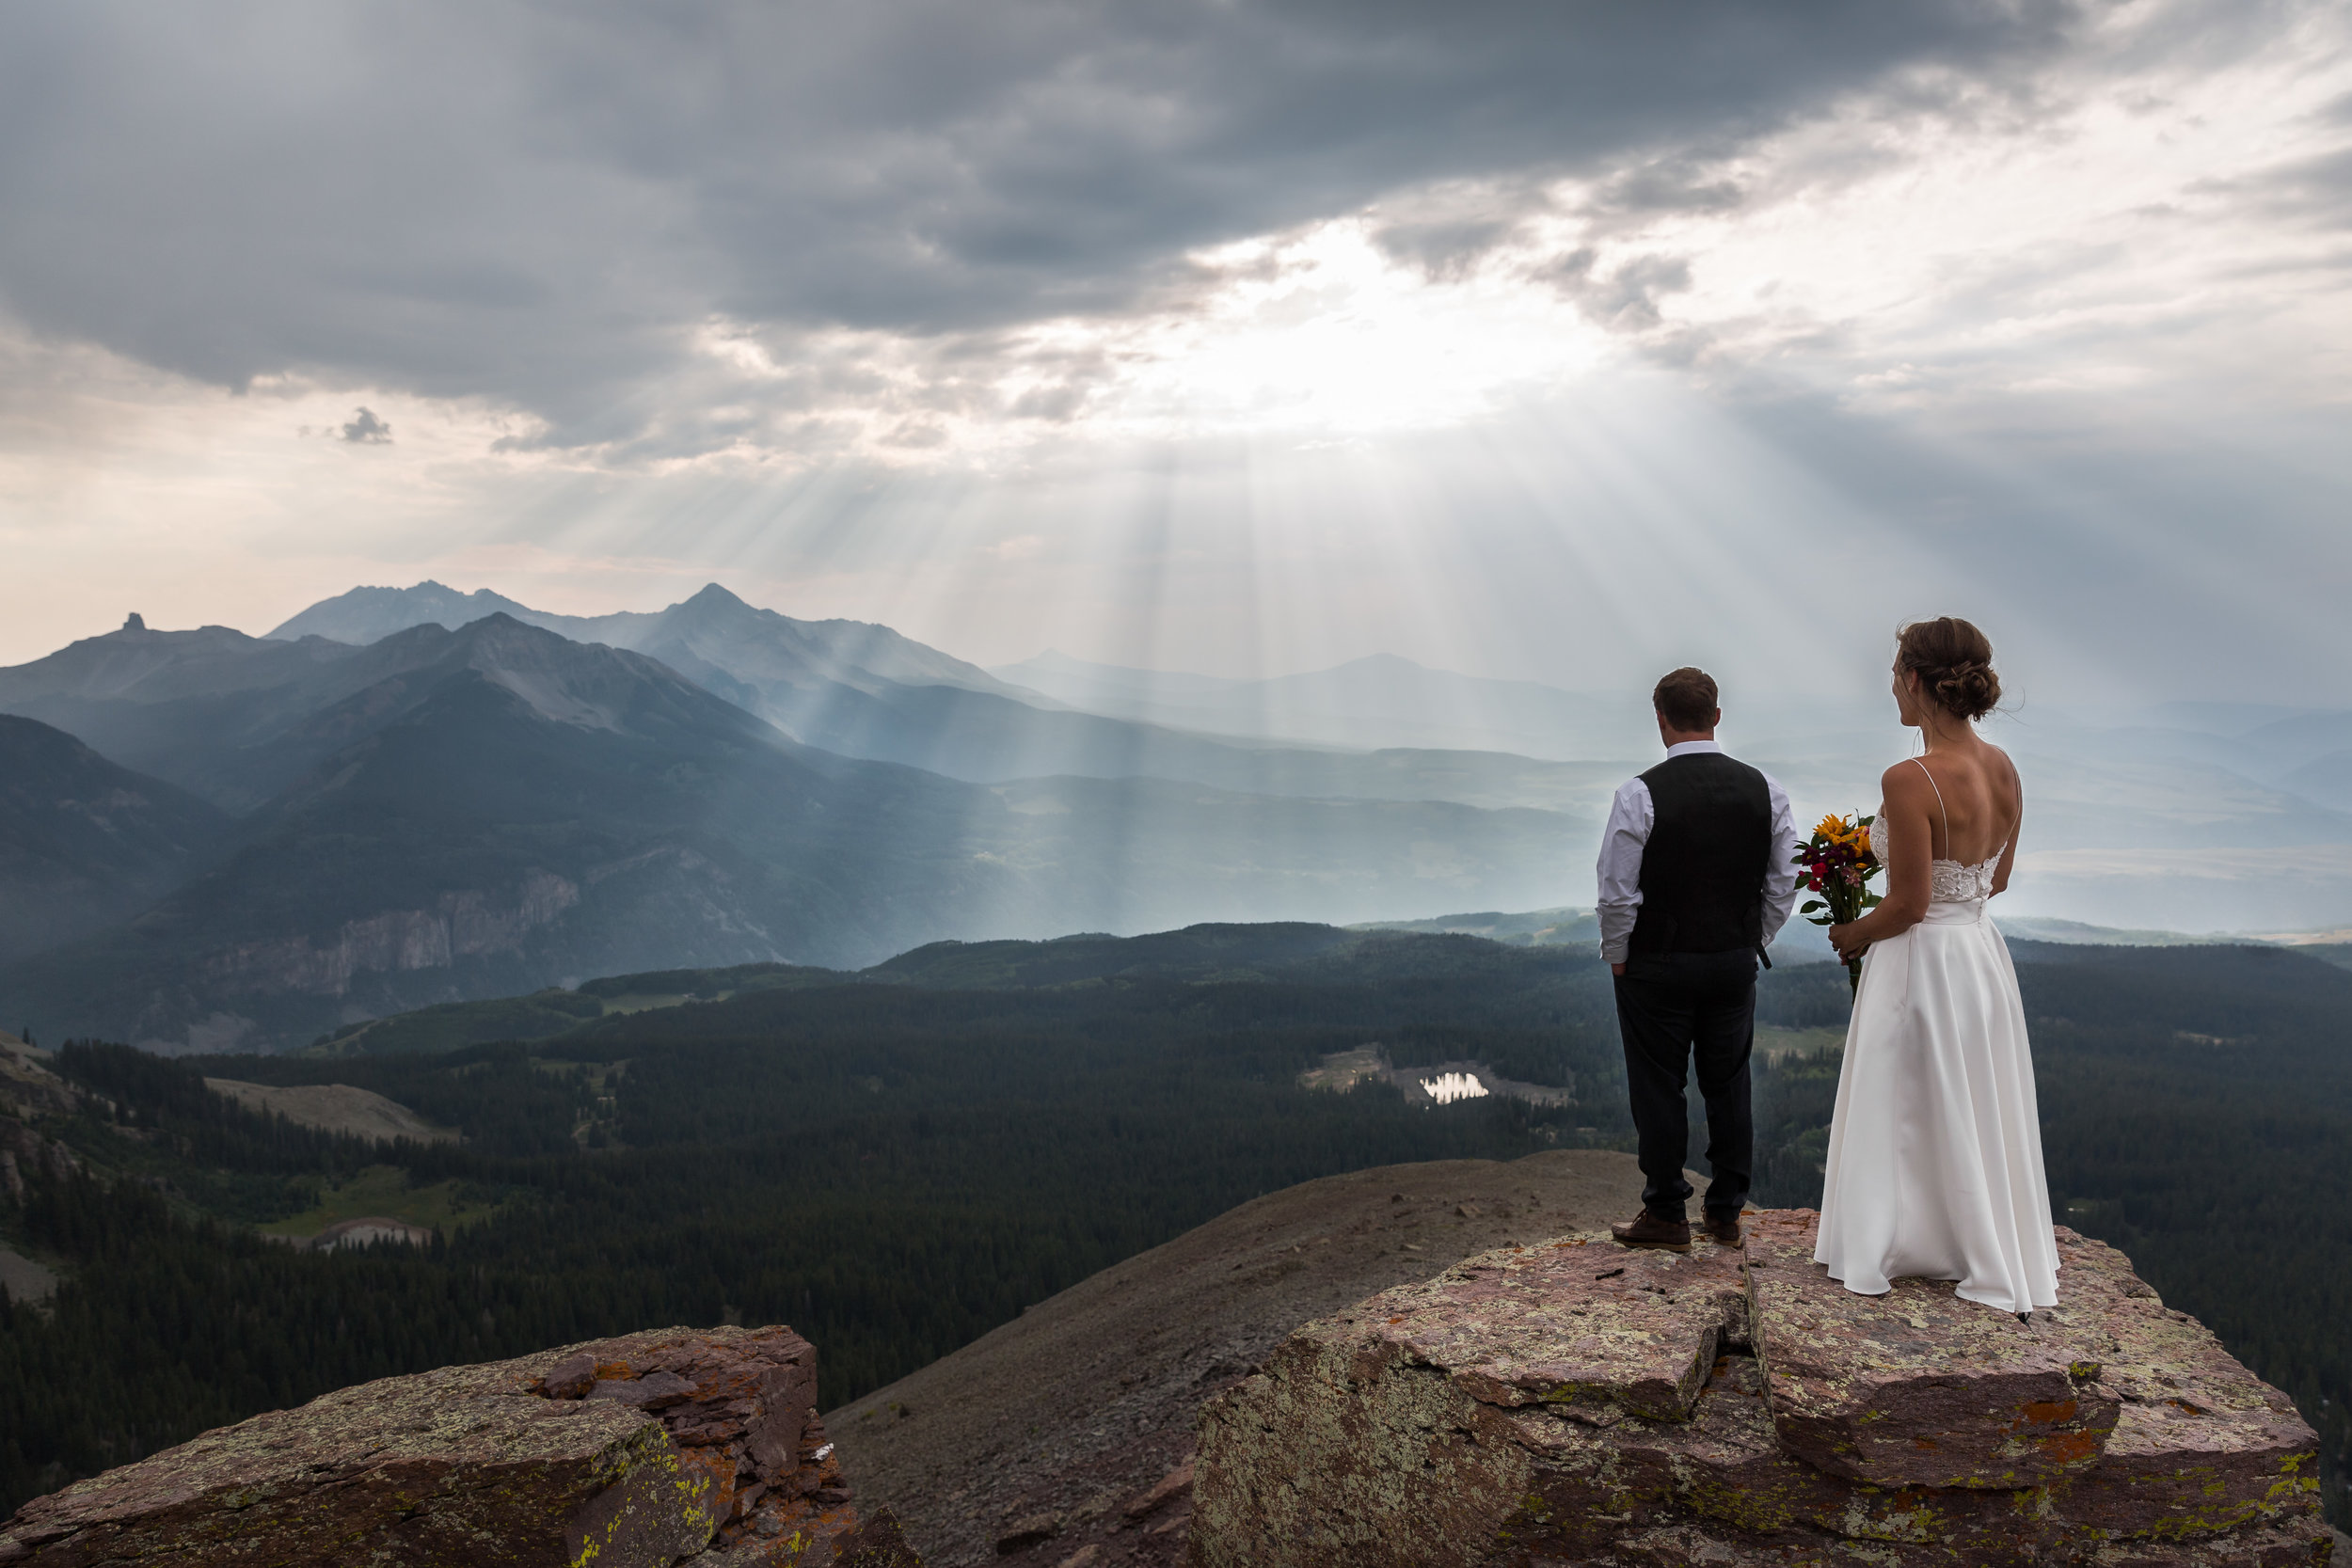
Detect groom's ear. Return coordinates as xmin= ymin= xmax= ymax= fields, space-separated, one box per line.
xmin=1709 ymin=707 xmax=1722 ymax=730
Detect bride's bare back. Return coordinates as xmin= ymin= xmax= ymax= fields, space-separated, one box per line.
xmin=1879 ymin=740 xmax=2022 ymax=907
xmin=1833 ymin=618 xmax=2022 ymax=954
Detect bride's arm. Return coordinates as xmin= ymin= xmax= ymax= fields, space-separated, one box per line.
xmin=1990 ymin=752 xmax=2023 ymax=897
xmin=1829 ymin=764 xmax=1934 ymax=961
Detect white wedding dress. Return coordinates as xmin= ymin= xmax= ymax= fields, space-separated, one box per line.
xmin=1813 ymin=762 xmax=2059 ymax=1314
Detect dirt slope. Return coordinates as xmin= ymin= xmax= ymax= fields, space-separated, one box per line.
xmin=202 ymin=1080 xmax=456 ymax=1144
xmin=828 ymin=1148 xmax=1664 ymax=1568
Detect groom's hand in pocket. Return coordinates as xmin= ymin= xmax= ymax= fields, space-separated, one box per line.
xmin=1611 ymin=962 xmax=1626 ymax=976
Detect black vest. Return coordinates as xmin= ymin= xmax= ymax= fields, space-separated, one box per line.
xmin=1629 ymin=752 xmax=1772 ymax=957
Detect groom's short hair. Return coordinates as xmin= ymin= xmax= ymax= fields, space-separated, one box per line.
xmin=1653 ymin=667 xmax=1719 ymax=732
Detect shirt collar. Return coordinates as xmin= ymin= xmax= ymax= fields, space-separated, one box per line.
xmin=1664 ymin=739 xmax=1724 ymax=759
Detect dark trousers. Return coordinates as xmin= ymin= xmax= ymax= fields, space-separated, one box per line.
xmin=1613 ymin=949 xmax=1756 ymax=1223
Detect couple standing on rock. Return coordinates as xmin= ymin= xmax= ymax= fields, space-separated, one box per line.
xmin=1596 ymin=619 xmax=2058 ymax=1318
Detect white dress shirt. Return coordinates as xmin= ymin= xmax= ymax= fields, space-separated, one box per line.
xmin=1596 ymin=740 xmax=1801 ymax=965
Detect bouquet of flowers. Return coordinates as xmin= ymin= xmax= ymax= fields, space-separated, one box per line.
xmin=1796 ymin=812 xmax=1884 ymax=995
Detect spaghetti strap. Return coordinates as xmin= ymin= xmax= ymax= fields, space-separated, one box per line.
xmin=1911 ymin=756 xmax=1949 ymax=860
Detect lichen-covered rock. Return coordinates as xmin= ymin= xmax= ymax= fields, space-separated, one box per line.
xmin=0 ymin=1356 xmax=706 ymax=1567
xmin=1381 ymin=1235 xmax=1749 ymax=1422
xmin=1188 ymin=1212 xmax=2329 ymax=1568
xmin=2036 ymin=1230 xmax=2325 ymax=1544
xmin=0 ymin=1323 xmax=911 ymax=1568
xmin=1186 ymin=1235 xmax=1752 ymax=1567
xmin=1486 ymin=1512 xmax=2334 ymax=1567
xmin=1191 ymin=1234 xmax=1750 ymax=1568
xmin=1746 ymin=1210 xmax=2120 ymax=1488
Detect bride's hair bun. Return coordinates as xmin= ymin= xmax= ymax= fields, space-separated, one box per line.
xmin=1897 ymin=617 xmax=2001 ymax=721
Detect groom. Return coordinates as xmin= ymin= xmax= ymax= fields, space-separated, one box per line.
xmin=1597 ymin=668 xmax=1799 ymax=1251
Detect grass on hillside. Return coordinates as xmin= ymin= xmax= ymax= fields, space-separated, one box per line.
xmin=256 ymin=1165 xmax=504 ymax=1242
xmin=1753 ymin=1023 xmax=1845 ymax=1062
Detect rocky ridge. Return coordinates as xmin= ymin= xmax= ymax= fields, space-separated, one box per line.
xmin=829 ymin=1148 xmax=1658 ymax=1568
xmin=1192 ymin=1208 xmax=2330 ymax=1566
xmin=0 ymin=1323 xmax=921 ymax=1567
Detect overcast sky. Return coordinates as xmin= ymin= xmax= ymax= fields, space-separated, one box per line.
xmin=3 ymin=0 xmax=2347 ymax=705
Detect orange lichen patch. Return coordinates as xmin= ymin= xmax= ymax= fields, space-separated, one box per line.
xmin=742 ymin=1499 xmax=862 ymax=1564
xmin=2014 ymin=1400 xmax=2079 ymax=1428
xmin=595 ymin=1359 xmax=637 ymax=1381
xmin=2034 ymin=1429 xmax=2107 ymax=1467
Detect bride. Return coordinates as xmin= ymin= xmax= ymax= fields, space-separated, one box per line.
xmin=1818 ymin=617 xmax=2058 ymax=1316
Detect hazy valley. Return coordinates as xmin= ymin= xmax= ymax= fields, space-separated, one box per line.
xmin=5 ymin=581 xmax=2350 ymax=1052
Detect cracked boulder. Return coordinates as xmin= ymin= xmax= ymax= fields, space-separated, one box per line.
xmin=1744 ymin=1209 xmax=2120 ymax=1488
xmin=1189 ymin=1213 xmax=2328 ymax=1568
xmin=0 ymin=1324 xmax=907 ymax=1568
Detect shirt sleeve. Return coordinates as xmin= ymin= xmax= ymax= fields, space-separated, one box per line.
xmin=1595 ymin=778 xmax=1652 ymax=965
xmin=1758 ymin=770 xmax=1801 ymax=948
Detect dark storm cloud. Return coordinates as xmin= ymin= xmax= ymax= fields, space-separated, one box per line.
xmin=0 ymin=0 xmax=2085 ymax=441
xmin=1596 ymin=160 xmax=1750 ymax=216
xmin=1372 ymin=217 xmax=1526 ymax=282
xmin=1536 ymin=249 xmax=1697 ymax=333
xmin=340 ymin=407 xmax=392 ymax=444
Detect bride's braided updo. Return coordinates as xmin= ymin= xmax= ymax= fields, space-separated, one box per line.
xmin=1897 ymin=617 xmax=2001 ymax=721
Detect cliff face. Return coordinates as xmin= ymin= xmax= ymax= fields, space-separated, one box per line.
xmin=195 ymin=870 xmax=583 ymax=996
xmin=0 ymin=1324 xmax=922 ymax=1568
xmin=1191 ymin=1210 xmax=2330 ymax=1567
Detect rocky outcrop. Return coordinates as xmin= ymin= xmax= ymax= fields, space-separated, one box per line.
xmin=199 ymin=872 xmax=581 ymax=996
xmin=1191 ymin=1211 xmax=2329 ymax=1567
xmin=829 ymin=1148 xmax=1658 ymax=1568
xmin=1 ymin=1033 xmax=85 ymax=1205
xmin=0 ymin=1324 xmax=923 ymax=1568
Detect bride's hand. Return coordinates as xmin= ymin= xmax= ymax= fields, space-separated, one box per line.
xmin=1828 ymin=923 xmax=1868 ymax=963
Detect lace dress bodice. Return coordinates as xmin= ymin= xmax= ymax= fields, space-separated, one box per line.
xmin=1870 ymin=808 xmax=2003 ymax=905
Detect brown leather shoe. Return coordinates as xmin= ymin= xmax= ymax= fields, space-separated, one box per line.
xmin=1704 ymin=1211 xmax=1744 ymax=1248
xmin=1610 ymin=1210 xmax=1692 ymax=1253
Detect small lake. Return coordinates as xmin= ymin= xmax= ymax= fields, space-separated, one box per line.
xmin=1418 ymin=1070 xmax=1489 ymax=1104
xmin=1298 ymin=1045 xmax=1573 ymax=1108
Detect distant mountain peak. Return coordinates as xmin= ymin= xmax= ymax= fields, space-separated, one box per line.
xmin=260 ymin=578 xmax=1031 ymax=712
xmin=266 ymin=581 xmax=542 ymax=645
xmin=661 ymin=583 xmax=771 ymax=628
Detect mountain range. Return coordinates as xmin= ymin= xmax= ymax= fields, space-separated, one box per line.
xmin=0 ymin=599 xmax=1597 ymax=1050
xmin=272 ymin=584 xmax=1647 ymax=813
xmin=4 ymin=579 xmax=2350 ymax=1051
